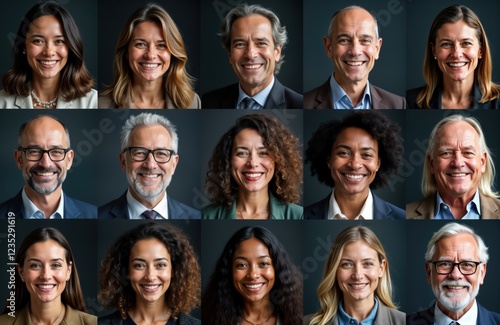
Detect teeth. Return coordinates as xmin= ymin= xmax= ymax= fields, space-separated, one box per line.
xmin=40 ymin=61 xmax=56 ymax=66
xmin=142 ymin=285 xmax=159 ymax=290
xmin=346 ymin=61 xmax=363 ymax=66
xmin=38 ymin=285 xmax=55 ymax=289
xmin=450 ymin=173 xmax=467 ymax=177
xmin=245 ymin=284 xmax=263 ymax=289
xmin=447 ymin=286 xmax=464 ymax=289
xmin=448 ymin=62 xmax=466 ymax=67
xmin=142 ymin=174 xmax=159 ymax=178
xmin=36 ymin=172 xmax=55 ymax=176
xmin=142 ymin=64 xmax=159 ymax=68
xmin=345 ymin=174 xmax=363 ymax=179
xmin=245 ymin=173 xmax=262 ymax=178
xmin=350 ymin=284 xmax=367 ymax=289
xmin=244 ymin=64 xmax=261 ymax=69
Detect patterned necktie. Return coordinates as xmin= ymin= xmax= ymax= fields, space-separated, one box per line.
xmin=32 ymin=210 xmax=45 ymax=219
xmin=242 ymin=97 xmax=259 ymax=109
xmin=141 ymin=210 xmax=158 ymax=220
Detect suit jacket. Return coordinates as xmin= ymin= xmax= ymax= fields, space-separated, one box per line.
xmin=0 ymin=190 xmax=97 ymax=219
xmin=98 ymin=191 xmax=200 ymax=219
xmin=0 ymin=89 xmax=97 ymax=109
xmin=406 ymin=192 xmax=500 ymax=219
xmin=98 ymin=310 xmax=200 ymax=325
xmin=97 ymin=92 xmax=201 ymax=109
xmin=304 ymin=193 xmax=405 ymax=220
xmin=201 ymin=78 xmax=303 ymax=109
xmin=303 ymin=301 xmax=405 ymax=325
xmin=0 ymin=304 xmax=97 ymax=325
xmin=303 ymin=77 xmax=407 ymax=109
xmin=406 ymin=302 xmax=500 ymax=325
xmin=406 ymin=83 xmax=500 ymax=109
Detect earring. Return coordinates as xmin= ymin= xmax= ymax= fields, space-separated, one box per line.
xmin=434 ymin=56 xmax=437 ymax=60
xmin=22 ymin=50 xmax=26 ymax=55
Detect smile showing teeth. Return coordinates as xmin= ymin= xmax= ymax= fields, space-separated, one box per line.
xmin=141 ymin=63 xmax=160 ymax=69
xmin=243 ymin=64 xmax=262 ymax=69
xmin=344 ymin=174 xmax=364 ymax=179
xmin=446 ymin=286 xmax=465 ymax=290
xmin=40 ymin=60 xmax=57 ymax=66
xmin=244 ymin=173 xmax=262 ymax=178
xmin=245 ymin=283 xmax=264 ymax=289
xmin=449 ymin=173 xmax=467 ymax=177
xmin=349 ymin=283 xmax=367 ymax=289
xmin=35 ymin=172 xmax=55 ymax=176
xmin=141 ymin=285 xmax=160 ymax=290
xmin=141 ymin=174 xmax=159 ymax=178
xmin=448 ymin=62 xmax=467 ymax=67
xmin=346 ymin=61 xmax=363 ymax=66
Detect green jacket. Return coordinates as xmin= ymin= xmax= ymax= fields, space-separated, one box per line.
xmin=202 ymin=193 xmax=303 ymax=219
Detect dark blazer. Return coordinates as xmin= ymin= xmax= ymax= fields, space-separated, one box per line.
xmin=406 ymin=192 xmax=500 ymax=219
xmin=98 ymin=191 xmax=200 ymax=219
xmin=305 ymin=193 xmax=405 ymax=220
xmin=0 ymin=190 xmax=97 ymax=219
xmin=303 ymin=77 xmax=407 ymax=109
xmin=406 ymin=83 xmax=500 ymax=109
xmin=98 ymin=310 xmax=200 ymax=325
xmin=406 ymin=302 xmax=500 ymax=325
xmin=201 ymin=78 xmax=303 ymax=109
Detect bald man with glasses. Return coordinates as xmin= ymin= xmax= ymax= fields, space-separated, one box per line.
xmin=0 ymin=115 xmax=97 ymax=219
xmin=98 ymin=112 xmax=200 ymax=219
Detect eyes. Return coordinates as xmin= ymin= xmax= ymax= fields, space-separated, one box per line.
xmin=233 ymin=41 xmax=270 ymax=49
xmin=439 ymin=41 xmax=475 ymax=48
xmin=336 ymin=149 xmax=375 ymax=159
xmin=132 ymin=262 xmax=168 ymax=270
xmin=31 ymin=38 xmax=65 ymax=46
xmin=133 ymin=41 xmax=167 ymax=50
xmin=28 ymin=262 xmax=64 ymax=270
xmin=339 ymin=260 xmax=376 ymax=269
xmin=234 ymin=260 xmax=272 ymax=270
xmin=438 ymin=150 xmax=476 ymax=158
xmin=235 ymin=150 xmax=269 ymax=158
xmin=337 ymin=37 xmax=373 ymax=45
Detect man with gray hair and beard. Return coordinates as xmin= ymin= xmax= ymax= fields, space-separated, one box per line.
xmin=407 ymin=222 xmax=500 ymax=324
xmin=98 ymin=112 xmax=199 ymax=219
xmin=0 ymin=115 xmax=96 ymax=219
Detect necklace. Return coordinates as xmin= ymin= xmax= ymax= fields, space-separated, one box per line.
xmin=237 ymin=209 xmax=269 ymax=219
xmin=31 ymin=90 xmax=58 ymax=108
xmin=28 ymin=305 xmax=64 ymax=325
xmin=243 ymin=312 xmax=274 ymax=325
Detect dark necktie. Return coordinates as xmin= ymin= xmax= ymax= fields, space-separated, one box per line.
xmin=141 ymin=210 xmax=158 ymax=219
xmin=242 ymin=97 xmax=258 ymax=109
xmin=449 ymin=321 xmax=460 ymax=325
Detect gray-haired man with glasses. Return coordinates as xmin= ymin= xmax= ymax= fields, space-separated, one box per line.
xmin=407 ymin=222 xmax=500 ymax=324
xmin=98 ymin=113 xmax=200 ymax=219
xmin=0 ymin=115 xmax=97 ymax=219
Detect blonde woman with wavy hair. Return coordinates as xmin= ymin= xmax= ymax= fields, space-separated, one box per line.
xmin=305 ymin=226 xmax=404 ymax=325
xmin=99 ymin=3 xmax=200 ymax=108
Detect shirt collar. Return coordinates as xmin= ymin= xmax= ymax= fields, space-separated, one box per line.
xmin=330 ymin=74 xmax=372 ymax=109
xmin=126 ymin=190 xmax=169 ymax=219
xmin=22 ymin=187 xmax=65 ymax=219
xmin=338 ymin=296 xmax=379 ymax=325
xmin=329 ymin=190 xmax=374 ymax=220
xmin=435 ymin=190 xmax=481 ymax=220
xmin=434 ymin=299 xmax=478 ymax=325
xmin=237 ymin=76 xmax=275 ymax=108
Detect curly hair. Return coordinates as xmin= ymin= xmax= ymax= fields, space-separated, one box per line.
xmin=100 ymin=3 xmax=196 ymax=108
xmin=309 ymin=226 xmax=397 ymax=325
xmin=2 ymin=1 xmax=95 ymax=101
xmin=305 ymin=110 xmax=403 ymax=189
xmin=205 ymin=113 xmax=302 ymax=207
xmin=3 ymin=227 xmax=87 ymax=314
xmin=98 ymin=222 xmax=200 ymax=319
xmin=202 ymin=226 xmax=302 ymax=325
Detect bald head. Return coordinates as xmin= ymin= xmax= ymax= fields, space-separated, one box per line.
xmin=328 ymin=6 xmax=379 ymax=41
xmin=18 ymin=116 xmax=71 ymax=149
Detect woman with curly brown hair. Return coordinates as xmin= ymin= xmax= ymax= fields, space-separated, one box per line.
xmin=305 ymin=110 xmax=405 ymax=220
xmin=202 ymin=113 xmax=303 ymax=219
xmin=98 ymin=222 xmax=200 ymax=325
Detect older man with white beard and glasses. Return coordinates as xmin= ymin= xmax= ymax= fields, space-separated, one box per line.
xmin=0 ymin=115 xmax=97 ymax=219
xmin=98 ymin=112 xmax=200 ymax=219
xmin=407 ymin=222 xmax=500 ymax=325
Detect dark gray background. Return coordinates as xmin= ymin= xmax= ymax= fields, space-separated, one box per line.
xmin=304 ymin=0 xmax=406 ymax=97
xmin=0 ymin=110 xmax=99 ymax=207
xmin=98 ymin=0 xmax=201 ymax=94
xmin=405 ymin=220 xmax=500 ymax=314
xmin=0 ymin=0 xmax=98 ymax=90
xmin=303 ymin=110 xmax=406 ymax=209
xmin=303 ymin=220 xmax=406 ymax=315
xmin=96 ymin=219 xmax=201 ymax=318
xmin=200 ymin=0 xmax=303 ymax=95
xmin=406 ymin=0 xmax=500 ymax=90
xmin=404 ymin=110 xmax=500 ymax=205
xmin=0 ymin=219 xmax=98 ymax=316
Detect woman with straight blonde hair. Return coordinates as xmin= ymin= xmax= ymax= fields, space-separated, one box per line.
xmin=305 ymin=226 xmax=404 ymax=325
xmin=99 ymin=3 xmax=200 ymax=108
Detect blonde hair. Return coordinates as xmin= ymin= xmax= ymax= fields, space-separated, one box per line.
xmin=101 ymin=3 xmax=196 ymax=108
xmin=309 ymin=226 xmax=397 ymax=325
xmin=421 ymin=114 xmax=498 ymax=198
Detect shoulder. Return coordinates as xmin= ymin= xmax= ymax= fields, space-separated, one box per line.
xmin=98 ymin=311 xmax=122 ymax=325
xmin=378 ymin=303 xmax=406 ymax=323
xmin=201 ymin=84 xmax=238 ymax=108
xmin=201 ymin=203 xmax=233 ymax=219
xmin=168 ymin=196 xmax=201 ymax=219
xmin=406 ymin=306 xmax=434 ymax=324
xmin=405 ymin=86 xmax=426 ymax=109
xmin=373 ymin=195 xmax=405 ymax=220
xmin=304 ymin=195 xmax=330 ymax=220
xmin=0 ymin=191 xmax=23 ymax=219
xmin=64 ymin=194 xmax=98 ymax=219
xmin=274 ymin=79 xmax=303 ymax=108
xmin=0 ymin=89 xmax=22 ymax=108
xmin=178 ymin=313 xmax=201 ymax=325
xmin=65 ymin=305 xmax=97 ymax=325
xmin=370 ymin=84 xmax=406 ymax=109
xmin=406 ymin=195 xmax=435 ymax=219
xmin=478 ymin=302 xmax=500 ymax=322
xmin=189 ymin=92 xmax=201 ymax=109
xmin=98 ymin=93 xmax=117 ymax=108
xmin=98 ymin=192 xmax=128 ymax=219
xmin=269 ymin=195 xmax=303 ymax=219
xmin=69 ymin=89 xmax=98 ymax=108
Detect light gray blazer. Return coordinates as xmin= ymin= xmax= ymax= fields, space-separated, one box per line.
xmin=0 ymin=88 xmax=97 ymax=108
xmin=303 ymin=302 xmax=405 ymax=325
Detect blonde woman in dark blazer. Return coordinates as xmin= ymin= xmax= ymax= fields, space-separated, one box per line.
xmin=304 ymin=226 xmax=404 ymax=325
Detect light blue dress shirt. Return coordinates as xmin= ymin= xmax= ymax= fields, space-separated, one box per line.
xmin=434 ymin=191 xmax=481 ymax=220
xmin=237 ymin=77 xmax=275 ymax=109
xmin=330 ymin=75 xmax=372 ymax=109
xmin=338 ymin=296 xmax=379 ymax=325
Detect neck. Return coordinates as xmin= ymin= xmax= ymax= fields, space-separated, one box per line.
xmin=334 ymin=189 xmax=369 ymax=220
xmin=31 ymin=78 xmax=59 ymax=102
xmin=334 ymin=73 xmax=368 ymax=107
xmin=236 ymin=190 xmax=270 ymax=219
xmin=131 ymin=81 xmax=165 ymax=108
xmin=242 ymin=300 xmax=274 ymax=325
xmin=29 ymin=299 xmax=65 ymax=325
xmin=128 ymin=299 xmax=170 ymax=323
xmin=441 ymin=77 xmax=474 ymax=109
xmin=25 ymin=185 xmax=62 ymax=218
xmin=342 ymin=295 xmax=375 ymax=323
xmin=440 ymin=191 xmax=474 ymax=219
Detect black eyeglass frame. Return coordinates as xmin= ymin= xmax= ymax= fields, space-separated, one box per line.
xmin=122 ymin=146 xmax=176 ymax=163
xmin=18 ymin=147 xmax=71 ymax=162
xmin=429 ymin=260 xmax=482 ymax=275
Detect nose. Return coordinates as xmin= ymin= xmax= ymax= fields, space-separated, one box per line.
xmin=447 ymin=263 xmax=463 ymax=280
xmin=145 ymin=267 xmax=157 ymax=281
xmin=351 ymin=264 xmax=364 ymax=280
xmin=246 ymin=265 xmax=260 ymax=279
xmin=246 ymin=153 xmax=260 ymax=167
xmin=451 ymin=44 xmax=463 ymax=58
xmin=450 ymin=151 xmax=464 ymax=168
xmin=43 ymin=42 xmax=55 ymax=57
xmin=244 ymin=43 xmax=257 ymax=59
xmin=38 ymin=151 xmax=54 ymax=168
xmin=40 ymin=266 xmax=52 ymax=280
xmin=348 ymin=39 xmax=362 ymax=56
xmin=145 ymin=45 xmax=157 ymax=59
xmin=142 ymin=151 xmax=158 ymax=168
xmin=347 ymin=153 xmax=362 ymax=169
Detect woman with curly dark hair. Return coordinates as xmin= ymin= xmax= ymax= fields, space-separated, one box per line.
xmin=202 ymin=113 xmax=303 ymax=219
xmin=305 ymin=110 xmax=405 ymax=220
xmin=202 ymin=226 xmax=302 ymax=325
xmin=98 ymin=222 xmax=200 ymax=325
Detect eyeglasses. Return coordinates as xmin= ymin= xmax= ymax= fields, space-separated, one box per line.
xmin=18 ymin=147 xmax=70 ymax=162
xmin=429 ymin=260 xmax=482 ymax=275
xmin=123 ymin=146 xmax=175 ymax=163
